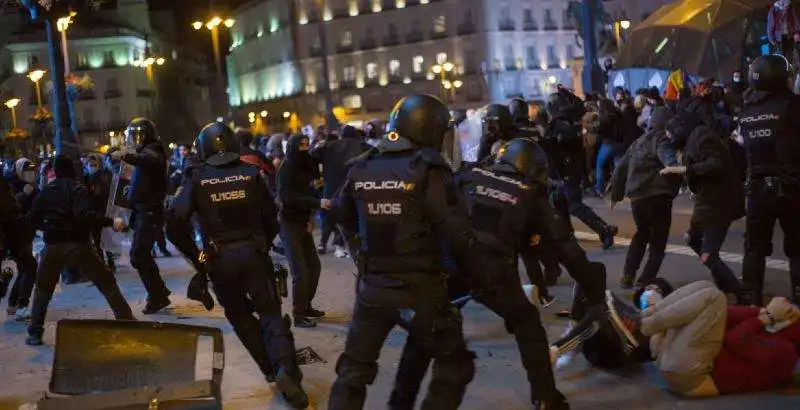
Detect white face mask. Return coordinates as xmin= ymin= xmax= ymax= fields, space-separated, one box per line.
xmin=22 ymin=170 xmax=36 ymax=184
xmin=733 ymin=75 xmax=741 ymax=83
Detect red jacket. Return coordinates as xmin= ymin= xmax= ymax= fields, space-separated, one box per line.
xmin=711 ymin=306 xmax=800 ymax=394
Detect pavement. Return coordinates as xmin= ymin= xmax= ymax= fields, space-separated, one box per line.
xmin=1 ymin=193 xmax=799 ymax=410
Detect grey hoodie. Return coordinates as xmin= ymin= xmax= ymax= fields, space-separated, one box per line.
xmin=610 ymin=107 xmax=681 ymax=202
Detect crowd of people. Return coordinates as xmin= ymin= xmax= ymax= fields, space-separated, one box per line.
xmin=0 ymin=54 xmax=798 ymax=409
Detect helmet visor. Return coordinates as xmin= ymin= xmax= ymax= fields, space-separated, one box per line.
xmin=124 ymin=126 xmax=146 ymax=147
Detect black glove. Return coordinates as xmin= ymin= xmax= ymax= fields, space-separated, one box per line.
xmin=186 ymin=272 xmax=214 ymax=311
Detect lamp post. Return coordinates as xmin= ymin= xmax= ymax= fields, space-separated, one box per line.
xmin=581 ymin=0 xmax=605 ymax=95
xmin=56 ymin=11 xmax=75 ymax=74
xmin=134 ymin=49 xmax=166 ymax=116
xmin=5 ymin=98 xmax=20 ymax=129
xmin=28 ymin=69 xmax=46 ymax=108
xmin=431 ymin=61 xmax=463 ymax=102
xmin=312 ymin=0 xmax=338 ymax=130
xmin=614 ymin=13 xmax=631 ymax=50
xmin=192 ymin=16 xmax=235 ymax=119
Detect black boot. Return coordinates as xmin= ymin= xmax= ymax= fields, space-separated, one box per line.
xmin=533 ymin=399 xmax=570 ymax=410
xmin=105 ymin=251 xmax=116 ymax=274
xmin=600 ymin=224 xmax=618 ymax=250
xmin=276 ymin=366 xmax=309 ymax=409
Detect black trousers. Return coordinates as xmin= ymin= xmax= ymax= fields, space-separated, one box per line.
xmin=153 ymin=225 xmax=169 ymax=255
xmin=687 ymin=221 xmax=741 ymax=294
xmin=208 ymin=245 xmax=299 ymax=380
xmin=131 ymin=208 xmax=170 ymax=302
xmin=29 ymin=242 xmax=133 ymax=336
xmin=329 ymin=274 xmax=475 ymax=410
xmin=624 ymin=195 xmax=673 ymax=285
xmin=390 ymin=262 xmax=563 ymax=408
xmin=279 ymin=219 xmax=321 ymax=316
xmin=742 ymin=193 xmax=800 ymax=304
xmin=561 ymin=177 xmax=609 ymax=235
xmin=520 ymin=238 xmax=561 ymax=291
xmin=6 ymin=237 xmax=38 ymax=309
xmin=319 ymin=209 xmax=344 ymax=248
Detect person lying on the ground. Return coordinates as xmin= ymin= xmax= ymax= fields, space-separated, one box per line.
xmin=553 ymin=279 xmax=800 ymax=397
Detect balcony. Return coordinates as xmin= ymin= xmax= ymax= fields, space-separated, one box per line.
xmin=336 ymin=44 xmax=355 ymax=54
xmin=526 ymin=61 xmax=540 ymax=70
xmin=505 ymin=61 xmax=518 ymax=71
xmin=340 ymin=80 xmax=356 ymax=89
xmin=104 ymin=89 xmax=122 ymax=99
xmin=332 ymin=8 xmax=348 ymax=18
xmin=137 ymin=89 xmax=154 ymax=98
xmin=457 ymin=21 xmax=475 ymax=35
xmin=382 ymin=34 xmax=400 ymax=47
xmin=78 ymin=90 xmax=97 ymax=100
xmin=360 ymin=38 xmax=377 ymax=50
xmin=523 ymin=21 xmax=538 ymax=31
xmin=309 ymin=45 xmax=323 ymax=57
xmin=430 ymin=29 xmax=448 ymax=40
xmin=365 ymin=77 xmax=380 ymax=87
xmin=543 ymin=20 xmax=558 ymax=31
xmin=563 ymin=20 xmax=575 ymax=30
xmin=406 ymin=30 xmax=424 ymax=43
xmin=498 ymin=20 xmax=516 ymax=31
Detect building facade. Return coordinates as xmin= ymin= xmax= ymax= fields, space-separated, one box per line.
xmin=227 ymin=0 xmax=584 ymax=129
xmin=0 ymin=0 xmax=213 ymax=152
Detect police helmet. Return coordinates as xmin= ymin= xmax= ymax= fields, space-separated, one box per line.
xmin=124 ymin=118 xmax=158 ymax=148
xmin=508 ymin=97 xmax=529 ymax=123
xmin=195 ymin=122 xmax=240 ymax=166
xmin=748 ymin=55 xmax=791 ymax=92
xmin=483 ymin=104 xmax=514 ymax=133
xmin=492 ymin=138 xmax=550 ymax=185
xmin=386 ymin=94 xmax=452 ymax=149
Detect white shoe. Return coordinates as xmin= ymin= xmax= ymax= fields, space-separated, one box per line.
xmin=334 ymin=246 xmax=349 ymax=258
xmin=15 ymin=307 xmax=31 ymax=322
xmin=555 ymin=350 xmax=576 ymax=370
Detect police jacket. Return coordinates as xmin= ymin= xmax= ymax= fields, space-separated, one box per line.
xmin=168 ymin=160 xmax=279 ymax=252
xmin=336 ymin=146 xmax=480 ymax=277
xmin=277 ymin=135 xmax=320 ymax=223
xmin=123 ymin=140 xmax=168 ymax=208
xmin=0 ymin=177 xmax=23 ymax=231
xmin=477 ymin=131 xmax=512 ymax=164
xmin=738 ymin=90 xmax=800 ymax=186
xmin=26 ymin=177 xmax=113 ymax=245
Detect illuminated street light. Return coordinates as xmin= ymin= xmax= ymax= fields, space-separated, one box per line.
xmin=453 ymin=80 xmax=464 ymax=88
xmin=192 ymin=21 xmax=203 ymax=30
xmin=620 ymin=19 xmax=631 ymax=30
xmin=224 ymin=19 xmax=236 ymax=28
xmin=548 ymin=75 xmax=557 ymax=84
xmin=442 ymin=62 xmax=454 ymax=72
xmin=432 ymin=65 xmax=442 ymax=74
xmin=156 ymin=57 xmax=165 ymax=66
xmin=248 ymin=117 xmax=255 ymax=124
xmin=248 ymin=112 xmax=256 ymax=118
xmin=283 ymin=111 xmax=291 ymax=119
xmin=28 ymin=69 xmax=46 ymax=83
xmin=260 ymin=110 xmax=268 ymax=118
xmin=192 ymin=16 xmax=236 ymax=118
xmin=442 ymin=80 xmax=452 ymax=89
xmin=109 ymin=131 xmax=115 ymax=137
xmin=5 ymin=98 xmax=20 ymax=128
xmin=143 ymin=57 xmax=156 ymax=67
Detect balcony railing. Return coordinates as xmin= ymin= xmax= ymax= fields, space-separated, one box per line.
xmin=406 ymin=30 xmax=424 ymax=43
xmin=360 ymin=39 xmax=377 ymax=50
xmin=336 ymin=44 xmax=355 ymax=54
xmin=340 ymin=80 xmax=356 ymax=89
xmin=388 ymin=74 xmax=403 ymax=83
xmin=137 ymin=89 xmax=154 ymax=98
xmin=505 ymin=61 xmax=518 ymax=71
xmin=430 ymin=29 xmax=447 ymax=40
xmin=526 ymin=61 xmax=541 ymax=70
xmin=104 ymin=89 xmax=122 ymax=99
xmin=457 ymin=22 xmax=475 ymax=35
xmin=78 ymin=90 xmax=97 ymax=100
xmin=383 ymin=34 xmax=400 ymax=47
xmin=523 ymin=21 xmax=538 ymax=31
xmin=309 ymin=45 xmax=323 ymax=57
xmin=543 ymin=21 xmax=558 ymax=31
xmin=498 ymin=20 xmax=516 ymax=31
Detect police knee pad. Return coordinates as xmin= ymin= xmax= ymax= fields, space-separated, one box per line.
xmin=334 ymin=353 xmax=379 ymax=386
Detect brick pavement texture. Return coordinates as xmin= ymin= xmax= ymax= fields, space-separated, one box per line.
xmin=0 ymin=241 xmax=799 ymax=410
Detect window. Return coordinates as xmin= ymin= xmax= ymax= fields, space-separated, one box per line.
xmin=29 ymin=54 xmax=39 ymax=67
xmin=547 ymin=45 xmax=557 ymax=61
xmin=77 ymin=52 xmax=88 ymax=68
xmin=544 ymin=9 xmax=553 ymax=22
xmin=526 ymin=46 xmax=538 ymax=65
xmin=436 ymin=53 xmax=447 ymax=64
xmin=388 ymin=23 xmax=398 ymax=36
xmin=433 ymin=15 xmax=446 ymax=33
xmin=566 ymin=44 xmax=575 ymax=59
xmin=412 ymin=55 xmax=424 ymax=73
xmin=366 ymin=62 xmax=378 ymax=79
xmin=343 ymin=94 xmax=362 ymax=109
xmin=83 ymin=107 xmax=95 ymax=123
xmin=501 ymin=7 xmax=510 ymax=20
xmin=463 ymin=10 xmax=473 ymax=24
xmin=103 ymin=50 xmax=114 ymax=65
xmin=533 ymin=78 xmax=541 ymax=95
xmin=342 ymin=30 xmax=352 ymax=46
xmin=109 ymin=105 xmax=121 ymax=121
xmin=523 ymin=9 xmax=533 ymax=24
xmin=504 ymin=44 xmax=515 ymax=68
xmin=389 ymin=59 xmax=400 ymax=76
xmin=343 ymin=65 xmax=356 ymax=81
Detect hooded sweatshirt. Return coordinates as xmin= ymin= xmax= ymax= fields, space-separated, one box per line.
xmin=277 ymin=134 xmax=321 ymax=223
xmin=609 ymin=107 xmax=681 ymax=202
xmin=311 ymin=125 xmax=369 ymax=198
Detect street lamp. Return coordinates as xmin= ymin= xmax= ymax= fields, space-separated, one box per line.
xmin=283 ymin=111 xmax=291 ymax=119
xmin=28 ymin=69 xmax=46 ymax=108
xmin=5 ymin=98 xmax=21 ymax=128
xmin=430 ymin=60 xmax=462 ymax=101
xmin=192 ymin=16 xmax=235 ymax=118
xmin=56 ymin=11 xmax=76 ymax=74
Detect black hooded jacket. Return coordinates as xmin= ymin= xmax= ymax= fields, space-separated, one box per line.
xmin=311 ymin=125 xmax=369 ymax=198
xmin=123 ymin=140 xmax=168 ymax=208
xmin=277 ymin=135 xmax=320 ymax=223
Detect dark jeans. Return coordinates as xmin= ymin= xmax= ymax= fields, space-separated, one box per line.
xmin=29 ymin=242 xmax=134 ymax=336
xmin=153 ymin=225 xmax=169 ymax=255
xmin=208 ymin=244 xmax=299 ymax=380
xmin=6 ymin=239 xmax=37 ymax=308
xmin=562 ymin=177 xmax=610 ymax=235
xmin=742 ymin=193 xmax=800 ymax=304
xmin=624 ymin=195 xmax=673 ymax=285
xmin=595 ymin=142 xmax=623 ymax=192
xmin=319 ymin=209 xmax=344 ymax=248
xmin=329 ymin=274 xmax=475 ymax=410
xmin=279 ymin=219 xmax=322 ymax=316
xmin=390 ymin=263 xmax=563 ymax=408
xmin=131 ymin=208 xmax=170 ymax=302
xmin=686 ymin=223 xmax=741 ymax=294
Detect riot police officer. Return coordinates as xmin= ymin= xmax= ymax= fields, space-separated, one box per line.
xmin=509 ymin=97 xmax=545 ymax=143
xmin=328 ymin=94 xmax=485 ymax=409
xmin=389 ymin=138 xmax=609 ymax=410
xmin=738 ymin=55 xmax=800 ymax=305
xmin=112 ymin=118 xmax=172 ymax=313
xmin=165 ymin=122 xmax=309 ymax=408
xmin=477 ymin=103 xmax=515 ymax=163
xmin=545 ymin=92 xmax=618 ymax=249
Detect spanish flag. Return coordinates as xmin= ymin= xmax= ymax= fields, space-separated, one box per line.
xmin=664 ymin=69 xmax=688 ymax=101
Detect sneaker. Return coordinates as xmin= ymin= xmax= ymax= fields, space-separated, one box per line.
xmin=15 ymin=307 xmax=31 ymax=322
xmin=25 ymin=334 xmax=43 ymax=346
xmin=334 ymin=246 xmax=349 ymax=258
xmin=305 ymin=307 xmax=326 ymax=318
xmin=142 ymin=297 xmax=171 ymax=315
xmin=293 ymin=316 xmax=317 ymax=328
xmin=619 ymin=276 xmax=634 ymax=289
xmin=275 ymin=368 xmax=309 ymax=409
xmin=600 ymin=225 xmax=618 ymax=250
xmin=316 ymin=244 xmax=327 ymax=255
xmin=539 ymin=294 xmax=556 ymax=308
